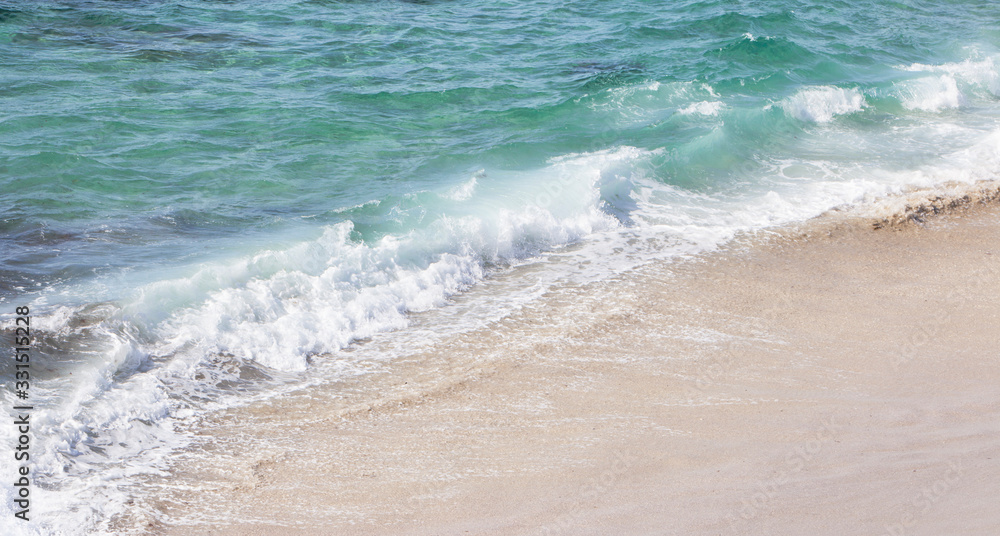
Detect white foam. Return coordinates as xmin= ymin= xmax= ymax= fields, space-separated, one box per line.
xmin=896 ymin=54 xmax=1000 ymax=112
xmin=445 ymin=171 xmax=479 ymax=201
xmin=626 ymin=126 xmax=1000 ymax=273
xmin=902 ymin=56 xmax=1000 ymax=97
xmin=0 ymin=304 xmax=174 ymax=536
xmin=781 ymin=86 xmax=866 ymax=123
xmin=134 ymin=147 xmax=641 ymax=373
xmin=602 ymin=79 xmax=663 ymax=101
xmin=678 ymin=101 xmax=724 ymax=116
xmin=595 ymin=80 xmax=722 ymax=127
xmin=151 ymin=227 xmax=481 ymax=371
xmin=900 ymin=75 xmax=965 ymax=112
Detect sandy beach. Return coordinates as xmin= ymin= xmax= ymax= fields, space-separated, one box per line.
xmin=127 ymin=186 xmax=1000 ymax=535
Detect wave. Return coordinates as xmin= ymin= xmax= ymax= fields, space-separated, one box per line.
xmin=902 ymin=56 xmax=1000 ymax=97
xmin=897 ymin=54 xmax=1000 ymax=112
xmin=899 ymin=75 xmax=965 ymax=112
xmin=780 ymin=86 xmax=866 ymax=123
xmin=678 ymin=101 xmax=724 ymax=116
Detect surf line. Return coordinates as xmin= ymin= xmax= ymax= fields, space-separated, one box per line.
xmin=11 ymin=305 xmax=32 ymax=522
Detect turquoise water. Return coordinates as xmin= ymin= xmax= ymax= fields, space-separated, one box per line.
xmin=2 ymin=1 xmax=1000 ymax=532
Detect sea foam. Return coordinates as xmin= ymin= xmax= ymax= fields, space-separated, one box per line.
xmin=898 ymin=55 xmax=1000 ymax=111
xmin=678 ymin=101 xmax=724 ymax=116
xmin=903 ymin=56 xmax=1000 ymax=97
xmin=781 ymin=86 xmax=866 ymax=123
xmin=900 ymin=75 xmax=966 ymax=112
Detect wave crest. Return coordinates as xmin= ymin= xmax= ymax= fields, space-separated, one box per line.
xmin=781 ymin=86 xmax=866 ymax=123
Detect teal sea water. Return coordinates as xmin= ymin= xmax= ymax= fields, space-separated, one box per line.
xmin=2 ymin=0 xmax=1000 ymax=532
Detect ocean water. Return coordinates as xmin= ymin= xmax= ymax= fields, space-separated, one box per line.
xmin=1 ymin=0 xmax=999 ymax=532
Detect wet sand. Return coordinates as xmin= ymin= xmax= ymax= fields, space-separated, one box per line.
xmin=132 ymin=188 xmax=1000 ymax=535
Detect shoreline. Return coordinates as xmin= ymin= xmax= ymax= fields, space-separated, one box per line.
xmin=125 ymin=185 xmax=1000 ymax=535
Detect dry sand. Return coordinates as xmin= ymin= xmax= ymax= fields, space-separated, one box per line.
xmin=131 ymin=189 xmax=1000 ymax=535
